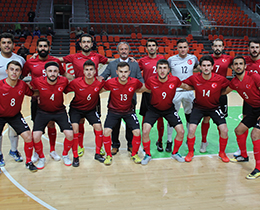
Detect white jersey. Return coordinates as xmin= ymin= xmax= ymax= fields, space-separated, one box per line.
xmin=168 ymin=54 xmax=198 ymax=90
xmin=0 ymin=52 xmax=25 ymax=80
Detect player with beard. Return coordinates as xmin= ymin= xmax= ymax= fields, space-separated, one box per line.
xmin=200 ymin=39 xmax=233 ymax=153
xmin=22 ymin=38 xmax=70 ymax=163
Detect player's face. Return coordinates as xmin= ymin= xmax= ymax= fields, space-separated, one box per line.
xmin=118 ymin=44 xmax=130 ymax=60
xmin=232 ymin=58 xmax=246 ymax=75
xmin=83 ymin=65 xmax=95 ymax=79
xmin=116 ymin=66 xmax=130 ymax=83
xmin=46 ymin=66 xmax=59 ymax=82
xmin=6 ymin=64 xmax=21 ymax=81
xmin=0 ymin=38 xmax=14 ymax=55
xmin=177 ymin=42 xmax=189 ymax=58
xmin=157 ymin=64 xmax=170 ymax=80
xmin=212 ymin=40 xmax=224 ymax=56
xmin=146 ymin=41 xmax=158 ymax=56
xmin=249 ymin=42 xmax=260 ymax=58
xmin=37 ymin=41 xmax=49 ymax=58
xmin=200 ymin=61 xmax=213 ymax=75
xmin=80 ymin=37 xmax=93 ymax=53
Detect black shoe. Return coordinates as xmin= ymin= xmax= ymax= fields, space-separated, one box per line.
xmin=165 ymin=141 xmax=172 ymax=153
xmin=111 ymin=148 xmax=119 ymax=155
xmin=26 ymin=162 xmax=37 ymax=172
xmin=95 ymin=154 xmax=105 ymax=163
xmin=156 ymin=141 xmax=163 ymax=152
xmin=230 ymin=155 xmax=249 ymax=163
xmin=72 ymin=157 xmax=79 ymax=167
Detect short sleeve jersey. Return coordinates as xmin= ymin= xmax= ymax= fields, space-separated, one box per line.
xmin=212 ymin=54 xmax=233 ymax=77
xmin=244 ymin=56 xmax=260 ymax=74
xmin=183 ymin=73 xmax=230 ymax=109
xmin=229 ymin=72 xmax=260 ymax=108
xmin=0 ymin=52 xmax=25 ymax=80
xmin=22 ymin=55 xmax=65 ymax=80
xmin=104 ymin=77 xmax=143 ymax=113
xmin=0 ymin=79 xmax=33 ymax=117
xmin=138 ymin=55 xmax=165 ymax=82
xmin=64 ymin=77 xmax=105 ymax=111
xmin=31 ymin=76 xmax=68 ymax=112
xmin=145 ymin=75 xmax=181 ymax=110
xmin=63 ymin=52 xmax=108 ymax=78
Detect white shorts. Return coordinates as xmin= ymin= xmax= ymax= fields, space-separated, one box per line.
xmin=172 ymin=90 xmax=194 ymax=114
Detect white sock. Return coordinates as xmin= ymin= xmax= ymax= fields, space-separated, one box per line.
xmin=8 ymin=126 xmax=19 ymax=152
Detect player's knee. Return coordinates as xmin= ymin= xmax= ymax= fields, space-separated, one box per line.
xmin=22 ymin=131 xmax=32 ymax=143
xmin=132 ymin=129 xmax=140 ymax=136
xmin=103 ymin=128 xmax=111 ymax=137
xmin=251 ymin=129 xmax=260 ymax=141
xmin=235 ymin=126 xmax=244 ymax=136
xmin=177 ymin=128 xmax=185 ymax=139
xmin=220 ymin=127 xmax=228 ymax=137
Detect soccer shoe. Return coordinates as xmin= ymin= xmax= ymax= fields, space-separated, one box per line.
xmin=165 ymin=141 xmax=173 ymax=153
xmin=50 ymin=151 xmax=61 ymax=161
xmin=141 ymin=154 xmax=152 ymax=165
xmin=199 ymin=142 xmax=209 ymax=153
xmin=26 ymin=162 xmax=38 ymax=172
xmin=0 ymin=154 xmax=5 ymax=166
xmin=37 ymin=158 xmax=46 ymax=169
xmin=31 ymin=152 xmax=39 ymax=163
xmin=156 ymin=141 xmax=163 ymax=152
xmin=111 ymin=148 xmax=119 ymax=155
xmin=94 ymin=154 xmax=105 ymax=163
xmin=185 ymin=152 xmax=194 ymax=162
xmin=100 ymin=147 xmax=105 ymax=156
xmin=131 ymin=154 xmax=141 ymax=164
xmin=246 ymin=168 xmax=260 ymax=180
xmin=233 ymin=149 xmax=241 ymax=157
xmin=9 ymin=150 xmax=23 ymax=162
xmin=72 ymin=157 xmax=79 ymax=167
xmin=219 ymin=152 xmax=230 ymax=163
xmin=104 ymin=156 xmax=112 ymax=165
xmin=78 ymin=146 xmax=85 ymax=157
xmin=230 ymin=155 xmax=249 ymax=163
xmin=171 ymin=153 xmax=185 ymax=162
xmin=62 ymin=155 xmax=72 ymax=166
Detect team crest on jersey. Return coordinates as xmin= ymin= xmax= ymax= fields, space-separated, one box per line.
xmin=246 ymin=84 xmax=251 ymax=89
xmin=222 ymin=59 xmax=227 ymax=63
xmin=169 ymin=83 xmax=175 ymax=89
xmin=58 ymin=87 xmax=64 ymax=92
xmin=94 ymin=87 xmax=99 ymax=92
xmin=187 ymin=59 xmax=193 ymax=65
xmin=211 ymin=83 xmax=217 ymax=88
xmin=128 ymin=87 xmax=134 ymax=92
xmin=91 ymin=57 xmax=95 ymax=61
xmin=18 ymin=90 xmax=23 ymax=95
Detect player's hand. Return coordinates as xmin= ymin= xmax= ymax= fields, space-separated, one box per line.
xmin=129 ymin=57 xmax=137 ymax=62
xmin=30 ymin=53 xmax=38 ymax=59
xmin=96 ymin=76 xmax=104 ymax=82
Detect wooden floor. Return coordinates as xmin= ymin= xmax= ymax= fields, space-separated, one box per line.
xmin=1 ymin=91 xmax=260 ymax=210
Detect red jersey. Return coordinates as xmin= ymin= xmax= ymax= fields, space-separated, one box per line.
xmin=139 ymin=55 xmax=165 ymax=82
xmin=211 ymin=54 xmax=233 ymax=77
xmin=22 ymin=55 xmax=65 ymax=80
xmin=229 ymin=72 xmax=260 ymax=108
xmin=104 ymin=77 xmax=143 ymax=113
xmin=64 ymin=77 xmax=105 ymax=111
xmin=63 ymin=52 xmax=108 ymax=78
xmin=31 ymin=76 xmax=68 ymax=112
xmin=244 ymin=56 xmax=260 ymax=74
xmin=145 ymin=75 xmax=181 ymax=110
xmin=0 ymin=79 xmax=33 ymax=117
xmin=183 ymin=73 xmax=230 ymax=109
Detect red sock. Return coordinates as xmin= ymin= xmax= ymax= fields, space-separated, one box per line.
xmin=62 ymin=138 xmax=73 ymax=156
xmin=78 ymin=123 xmax=84 ymax=148
xmin=34 ymin=140 xmax=45 ymax=158
xmin=48 ymin=127 xmax=56 ymax=152
xmin=172 ymin=139 xmax=183 ymax=154
xmin=187 ymin=136 xmax=195 ymax=152
xmin=143 ymin=141 xmax=151 ymax=156
xmin=72 ymin=133 xmax=79 ymax=158
xmin=236 ymin=132 xmax=248 ymax=157
xmin=103 ymin=135 xmax=112 ymax=157
xmin=201 ymin=122 xmax=210 ymax=143
xmin=95 ymin=130 xmax=103 ymax=154
xmin=24 ymin=141 xmax=33 ymax=163
xmin=157 ymin=117 xmax=164 ymax=143
xmin=253 ymin=139 xmax=260 ymax=170
xmin=131 ymin=135 xmax=141 ymax=156
xmin=217 ymin=127 xmax=221 ymax=136
xmin=219 ymin=136 xmax=228 ymax=153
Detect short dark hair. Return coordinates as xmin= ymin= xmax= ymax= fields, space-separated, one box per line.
xmin=79 ymin=34 xmax=93 ymax=43
xmin=199 ymin=55 xmax=214 ymax=66
xmin=232 ymin=56 xmax=246 ymax=65
xmin=0 ymin=33 xmax=14 ymax=43
xmin=44 ymin=61 xmax=59 ymax=70
xmin=37 ymin=37 xmax=50 ymax=46
xmin=156 ymin=59 xmax=169 ymax=68
xmin=83 ymin=60 xmax=95 ymax=68
xmin=7 ymin=60 xmax=22 ymax=70
xmin=248 ymin=39 xmax=260 ymax=47
xmin=117 ymin=62 xmax=130 ymax=70
xmin=212 ymin=38 xmax=224 ymax=46
xmin=177 ymin=38 xmax=188 ymax=45
xmin=146 ymin=38 xmax=158 ymax=47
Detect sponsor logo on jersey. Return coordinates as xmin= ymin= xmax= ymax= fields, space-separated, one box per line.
xmin=77 ymin=57 xmax=83 ymax=60
xmin=128 ymin=87 xmax=134 ymax=92
xmin=0 ymin=65 xmax=4 ymax=68
xmin=2 ymin=92 xmax=9 ymax=96
xmin=153 ymin=86 xmax=159 ymax=89
xmin=113 ymin=88 xmax=119 ymax=91
xmin=18 ymin=90 xmax=23 ymax=95
xmin=33 ymin=64 xmax=39 ymax=67
xmin=169 ymin=83 xmax=175 ymax=89
xmin=41 ymin=88 xmax=47 ymax=90
xmin=79 ymin=88 xmax=85 ymax=91
xmin=197 ymin=83 xmax=202 ymax=86
xmin=187 ymin=59 xmax=193 ymax=65
xmin=145 ymin=62 xmax=150 ymax=65
xmin=212 ymin=83 xmax=217 ymax=88
xmin=58 ymin=87 xmax=64 ymax=92
xmin=246 ymin=84 xmax=251 ymax=89
xmin=94 ymin=87 xmax=99 ymax=92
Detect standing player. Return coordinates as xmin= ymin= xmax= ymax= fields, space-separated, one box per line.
xmin=223 ymin=56 xmax=260 ymax=179
xmin=0 ymin=33 xmax=26 ymax=166
xmin=181 ymin=55 xmax=230 ymax=162
xmin=102 ymin=62 xmax=144 ymax=165
xmin=64 ymin=60 xmax=105 ymax=164
xmin=138 ymin=39 xmax=165 ymax=152
xmin=167 ymin=38 xmax=199 ymax=152
xmin=0 ymin=61 xmax=37 ymax=171
xmin=30 ymin=62 xmax=74 ymax=169
xmin=200 ymin=39 xmax=233 ymax=153
xmin=141 ymin=59 xmax=185 ymax=165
